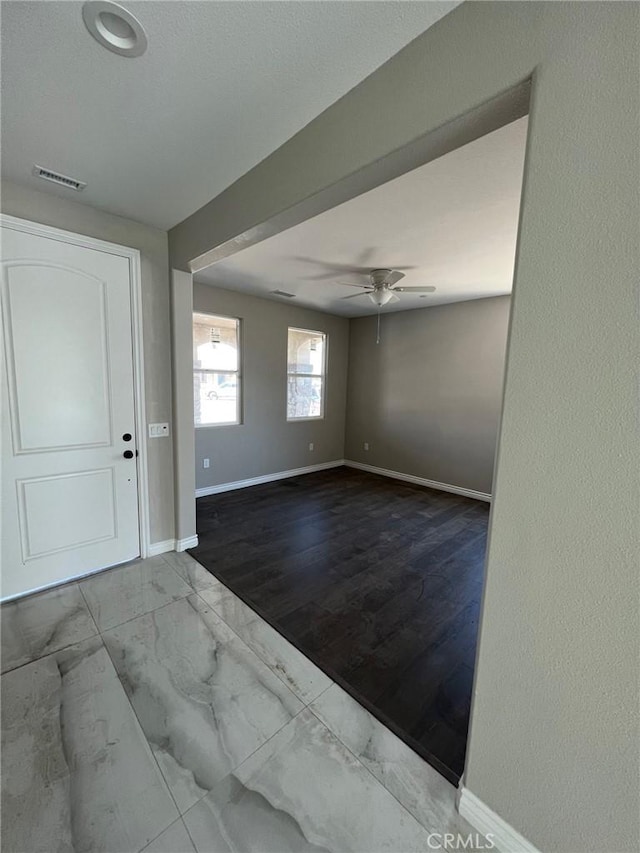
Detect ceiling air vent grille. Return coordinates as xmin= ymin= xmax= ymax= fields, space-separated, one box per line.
xmin=271 ymin=290 xmax=296 ymax=298
xmin=32 ymin=165 xmax=87 ymax=191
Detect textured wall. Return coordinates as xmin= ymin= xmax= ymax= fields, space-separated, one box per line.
xmin=1 ymin=181 xmax=175 ymax=545
xmin=169 ymin=4 xmax=640 ymax=850
xmin=193 ymin=283 xmax=348 ymax=488
xmin=171 ymin=270 xmax=196 ymax=542
xmin=346 ymin=296 xmax=510 ymax=495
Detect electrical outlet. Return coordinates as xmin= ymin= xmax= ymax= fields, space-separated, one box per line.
xmin=364 ymin=442 xmax=369 ymax=451
xmin=309 ymin=442 xmax=314 ymax=451
xmin=203 ymin=458 xmax=210 ymax=469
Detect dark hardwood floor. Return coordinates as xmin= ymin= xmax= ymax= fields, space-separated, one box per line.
xmin=190 ymin=466 xmax=489 ymax=783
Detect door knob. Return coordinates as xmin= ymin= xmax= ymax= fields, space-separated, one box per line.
xmin=122 ymin=432 xmax=132 ymax=442
xmin=123 ymin=450 xmax=134 ymax=459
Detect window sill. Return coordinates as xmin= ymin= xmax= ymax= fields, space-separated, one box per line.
xmin=195 ymin=422 xmax=243 ymax=430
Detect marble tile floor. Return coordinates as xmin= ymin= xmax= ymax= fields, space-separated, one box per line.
xmin=1 ymin=553 xmax=478 ymax=853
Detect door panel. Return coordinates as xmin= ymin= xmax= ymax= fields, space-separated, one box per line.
xmin=18 ymin=468 xmax=117 ymax=559
xmin=1 ymin=224 xmax=140 ymax=599
xmin=4 ymin=263 xmax=111 ymax=451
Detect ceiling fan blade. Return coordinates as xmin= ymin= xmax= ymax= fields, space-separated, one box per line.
xmin=340 ymin=292 xmax=368 ymax=300
xmin=393 ymin=286 xmax=437 ymax=293
xmin=377 ymin=265 xmax=417 ymax=273
xmin=355 ymin=247 xmax=378 ymax=266
xmin=294 ymin=256 xmax=372 ymax=278
xmin=334 ymin=281 xmax=372 ymax=289
xmin=302 ymin=271 xmax=348 ymax=280
xmin=384 ymin=270 xmax=405 ymax=287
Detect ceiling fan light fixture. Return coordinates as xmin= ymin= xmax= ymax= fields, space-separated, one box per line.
xmin=82 ymin=1 xmax=147 ymax=57
xmin=367 ymin=289 xmax=395 ymax=307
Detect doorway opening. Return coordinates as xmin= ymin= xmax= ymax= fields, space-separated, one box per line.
xmin=183 ymin=96 xmax=531 ymax=782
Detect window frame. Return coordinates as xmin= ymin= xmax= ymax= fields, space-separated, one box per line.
xmin=193 ymin=311 xmax=243 ymax=429
xmin=286 ymin=327 xmax=327 ymax=422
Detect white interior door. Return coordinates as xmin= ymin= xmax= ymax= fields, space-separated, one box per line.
xmin=1 ymin=223 xmax=140 ymax=599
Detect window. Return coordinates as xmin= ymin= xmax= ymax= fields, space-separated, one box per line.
xmin=193 ymin=313 xmax=241 ymax=426
xmin=287 ymin=328 xmax=326 ymax=420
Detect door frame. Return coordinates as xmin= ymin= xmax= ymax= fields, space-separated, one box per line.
xmin=0 ymin=213 xmax=151 ymax=564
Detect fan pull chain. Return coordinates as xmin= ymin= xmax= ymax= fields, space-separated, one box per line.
xmin=376 ymin=309 xmax=381 ymax=345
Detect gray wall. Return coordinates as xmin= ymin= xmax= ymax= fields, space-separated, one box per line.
xmin=171 ymin=270 xmax=196 ymax=541
xmin=169 ymin=4 xmax=640 ymax=851
xmin=193 ymin=283 xmax=348 ymax=489
xmin=346 ymin=296 xmax=510 ymax=495
xmin=1 ymin=181 xmax=175 ymax=546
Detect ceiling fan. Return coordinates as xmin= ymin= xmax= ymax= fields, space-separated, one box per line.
xmin=333 ymin=267 xmax=437 ymax=344
xmin=338 ymin=268 xmax=436 ymax=307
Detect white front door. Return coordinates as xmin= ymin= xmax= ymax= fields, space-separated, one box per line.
xmin=1 ymin=222 xmax=140 ymax=599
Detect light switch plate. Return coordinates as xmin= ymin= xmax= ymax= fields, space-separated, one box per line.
xmin=148 ymin=422 xmax=170 ymax=438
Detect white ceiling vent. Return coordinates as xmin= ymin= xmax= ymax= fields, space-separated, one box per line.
xmin=271 ymin=290 xmax=296 ymax=298
xmin=33 ymin=165 xmax=87 ymax=191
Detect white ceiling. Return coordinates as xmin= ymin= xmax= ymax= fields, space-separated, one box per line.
xmin=196 ymin=116 xmax=528 ymax=316
xmin=1 ymin=1 xmax=459 ymax=230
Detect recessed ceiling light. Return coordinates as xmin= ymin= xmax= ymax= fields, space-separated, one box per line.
xmin=82 ymin=1 xmax=147 ymax=57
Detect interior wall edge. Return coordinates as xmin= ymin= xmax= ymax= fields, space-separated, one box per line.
xmin=171 ymin=269 xmax=197 ymax=542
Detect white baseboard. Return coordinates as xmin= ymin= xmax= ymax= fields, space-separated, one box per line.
xmin=458 ymin=788 xmax=539 ymax=853
xmin=195 ymin=460 xmax=345 ymax=498
xmin=344 ymin=460 xmax=491 ymax=502
xmin=147 ymin=539 xmax=177 ymax=557
xmin=148 ymin=536 xmax=198 ymax=555
xmin=176 ymin=535 xmax=199 ymax=551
